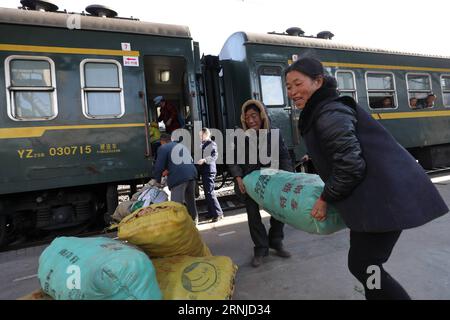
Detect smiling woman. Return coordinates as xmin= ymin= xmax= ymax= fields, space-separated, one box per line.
xmin=284 ymin=57 xmax=448 ymax=300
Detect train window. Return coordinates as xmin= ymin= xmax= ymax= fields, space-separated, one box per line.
xmin=440 ymin=75 xmax=450 ymax=107
xmin=406 ymin=74 xmax=433 ymax=109
xmin=258 ymin=66 xmax=284 ymax=106
xmin=336 ymin=70 xmax=357 ymax=100
xmin=5 ymin=56 xmax=57 ymax=121
xmin=80 ymin=59 xmax=124 ymax=119
xmin=365 ymin=72 xmax=397 ymax=109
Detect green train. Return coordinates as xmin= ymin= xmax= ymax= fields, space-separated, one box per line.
xmin=209 ymin=30 xmax=450 ymax=165
xmin=1 ymin=1 xmax=450 ymax=246
xmin=0 ymin=2 xmax=200 ymax=245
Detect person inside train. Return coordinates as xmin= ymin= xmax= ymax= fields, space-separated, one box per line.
xmin=150 ymin=133 xmax=199 ymax=224
xmin=284 ymin=57 xmax=448 ymax=300
xmin=228 ymin=99 xmax=294 ymax=268
xmin=149 ymin=121 xmax=161 ymax=158
xmin=197 ymin=127 xmax=224 ymax=223
xmin=154 ymin=96 xmax=181 ymax=134
xmin=424 ymin=94 xmax=436 ymax=108
xmin=409 ymin=97 xmax=420 ymax=109
xmin=382 ymin=96 xmax=394 ymax=108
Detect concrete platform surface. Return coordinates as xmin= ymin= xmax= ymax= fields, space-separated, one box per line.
xmin=1 ymin=180 xmax=450 ymax=300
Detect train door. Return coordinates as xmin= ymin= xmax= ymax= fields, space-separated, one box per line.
xmin=255 ymin=64 xmax=295 ymax=148
xmin=143 ymin=56 xmax=189 ymax=137
xmin=199 ymin=55 xmax=226 ymax=131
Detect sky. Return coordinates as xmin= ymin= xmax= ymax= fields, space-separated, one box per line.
xmin=2 ymin=0 xmax=450 ymax=57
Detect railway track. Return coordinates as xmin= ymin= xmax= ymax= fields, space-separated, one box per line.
xmin=426 ymin=166 xmax=450 ymax=176
xmin=0 ymin=191 xmax=244 ymax=253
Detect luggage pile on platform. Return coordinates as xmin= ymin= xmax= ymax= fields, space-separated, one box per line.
xmin=23 ymin=201 xmax=237 ymax=300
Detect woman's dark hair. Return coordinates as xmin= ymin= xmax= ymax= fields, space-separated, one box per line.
xmin=284 ymin=57 xmax=338 ymax=90
xmin=284 ymin=57 xmax=325 ymax=80
xmin=244 ymin=104 xmax=261 ymax=114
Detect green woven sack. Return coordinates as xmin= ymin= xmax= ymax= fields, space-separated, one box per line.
xmin=38 ymin=237 xmax=162 ymax=300
xmin=243 ymin=170 xmax=347 ymax=235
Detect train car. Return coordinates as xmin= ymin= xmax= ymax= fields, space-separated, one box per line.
xmin=207 ymin=29 xmax=450 ymax=168
xmin=0 ymin=1 xmax=201 ymax=246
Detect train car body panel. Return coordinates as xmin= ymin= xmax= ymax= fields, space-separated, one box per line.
xmin=0 ymin=7 xmax=200 ymax=242
xmin=219 ymin=31 xmax=450 ymax=167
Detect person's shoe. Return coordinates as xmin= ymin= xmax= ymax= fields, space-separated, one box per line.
xmin=272 ymin=247 xmax=291 ymax=258
xmin=251 ymin=256 xmax=264 ymax=268
xmin=211 ymin=215 xmax=224 ymax=223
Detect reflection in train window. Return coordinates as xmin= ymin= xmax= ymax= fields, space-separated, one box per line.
xmin=258 ymin=66 xmax=284 ymax=106
xmin=441 ymin=75 xmax=450 ymax=107
xmin=366 ymin=72 xmax=397 ymax=109
xmin=336 ymin=70 xmax=357 ymax=101
xmin=6 ymin=56 xmax=58 ymax=121
xmin=406 ymin=73 xmax=433 ymax=109
xmin=81 ymin=59 xmax=125 ymax=119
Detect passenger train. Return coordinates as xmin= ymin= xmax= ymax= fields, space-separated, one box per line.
xmin=1 ymin=0 xmax=450 ymax=246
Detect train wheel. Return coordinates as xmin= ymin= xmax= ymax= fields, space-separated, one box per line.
xmin=0 ymin=215 xmax=14 ymax=248
xmin=104 ymin=184 xmax=118 ymax=225
xmin=214 ymin=171 xmax=230 ymax=190
xmin=0 ymin=215 xmax=6 ymax=247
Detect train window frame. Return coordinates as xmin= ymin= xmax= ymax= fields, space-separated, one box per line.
xmin=406 ymin=73 xmax=433 ymax=109
xmin=257 ymin=66 xmax=285 ymax=107
xmin=440 ymin=74 xmax=450 ymax=108
xmin=335 ymin=70 xmax=358 ymax=102
xmin=4 ymin=55 xmax=58 ymax=121
xmin=80 ymin=59 xmax=125 ymax=119
xmin=365 ymin=71 xmax=398 ymax=110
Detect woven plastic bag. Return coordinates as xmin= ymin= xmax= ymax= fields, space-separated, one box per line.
xmin=118 ymin=201 xmax=211 ymax=258
xmin=130 ymin=186 xmax=169 ymax=212
xmin=38 ymin=237 xmax=162 ymax=300
xmin=243 ymin=170 xmax=347 ymax=235
xmin=153 ymin=255 xmax=237 ymax=300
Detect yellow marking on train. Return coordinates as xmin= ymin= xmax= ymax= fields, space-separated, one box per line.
xmin=323 ymin=62 xmax=450 ymax=73
xmin=371 ymin=110 xmax=450 ymax=120
xmin=0 ymin=44 xmax=140 ymax=57
xmin=0 ymin=123 xmax=145 ymax=139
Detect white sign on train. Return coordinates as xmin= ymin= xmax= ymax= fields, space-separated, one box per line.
xmin=121 ymin=43 xmax=131 ymax=51
xmin=123 ymin=56 xmax=139 ymax=67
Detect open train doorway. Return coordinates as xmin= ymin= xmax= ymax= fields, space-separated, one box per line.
xmin=143 ymin=56 xmax=190 ymax=135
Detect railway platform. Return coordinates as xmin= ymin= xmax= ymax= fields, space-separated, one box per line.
xmin=1 ymin=177 xmax=449 ymax=300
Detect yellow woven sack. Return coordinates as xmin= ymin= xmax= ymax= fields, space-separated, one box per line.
xmin=118 ymin=201 xmax=211 ymax=258
xmin=18 ymin=289 xmax=52 ymax=300
xmin=153 ymin=255 xmax=237 ymax=300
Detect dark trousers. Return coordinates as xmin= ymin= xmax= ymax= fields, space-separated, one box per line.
xmin=348 ymin=230 xmax=411 ymax=300
xmin=151 ymin=141 xmax=161 ymax=160
xmin=170 ymin=180 xmax=198 ymax=221
xmin=201 ymin=173 xmax=223 ymax=218
xmin=245 ymin=196 xmax=284 ymax=257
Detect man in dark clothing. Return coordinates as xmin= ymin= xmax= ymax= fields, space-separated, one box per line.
xmin=151 ymin=133 xmax=199 ymax=223
xmin=228 ymin=99 xmax=294 ymax=268
xmin=198 ymin=127 xmax=224 ymax=222
xmin=154 ymin=96 xmax=181 ymax=134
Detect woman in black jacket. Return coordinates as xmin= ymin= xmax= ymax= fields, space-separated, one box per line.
xmin=284 ymin=57 xmax=448 ymax=300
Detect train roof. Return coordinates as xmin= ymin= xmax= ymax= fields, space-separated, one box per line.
xmin=234 ymin=31 xmax=450 ymax=60
xmin=0 ymin=7 xmax=191 ymax=39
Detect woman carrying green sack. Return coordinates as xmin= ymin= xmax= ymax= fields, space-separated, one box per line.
xmin=285 ymin=57 xmax=448 ymax=300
